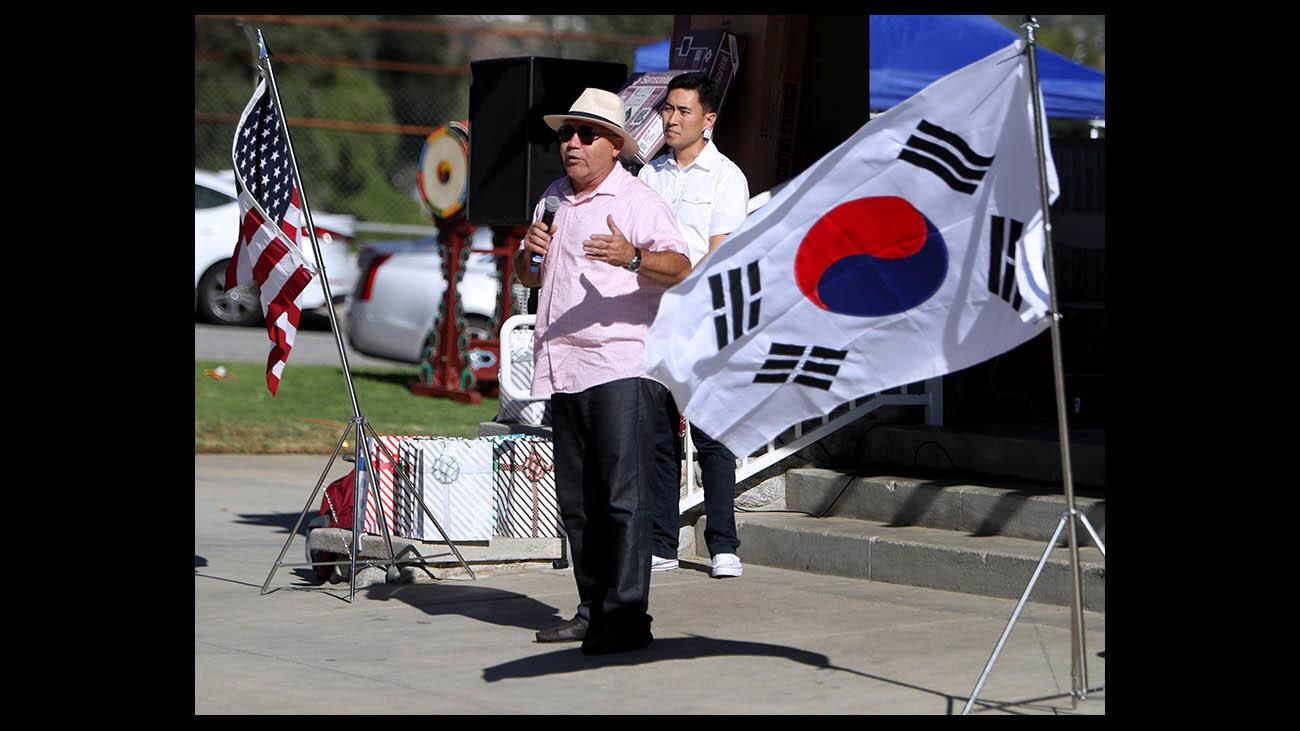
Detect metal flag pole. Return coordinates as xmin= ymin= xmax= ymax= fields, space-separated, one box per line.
xmin=247 ymin=28 xmax=477 ymax=600
xmin=960 ymin=18 xmax=1105 ymax=714
xmin=1020 ymin=16 xmax=1091 ymax=703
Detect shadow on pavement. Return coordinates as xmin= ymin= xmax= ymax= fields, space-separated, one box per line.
xmin=364 ymin=582 xmax=569 ymax=634
xmin=194 ymin=573 xmax=267 ymax=590
xmin=362 ymin=574 xmax=979 ymax=713
xmin=235 ymin=512 xmax=313 ymax=536
xmin=480 ymin=633 xmax=1024 ymax=715
xmin=964 ymin=688 xmax=1107 ymax=716
xmin=482 ymin=635 xmax=833 ymax=683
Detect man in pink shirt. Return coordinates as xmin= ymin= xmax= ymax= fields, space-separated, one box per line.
xmin=514 ymin=88 xmax=690 ymax=655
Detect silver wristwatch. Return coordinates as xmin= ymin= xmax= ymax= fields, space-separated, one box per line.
xmin=624 ymin=247 xmax=642 ymax=272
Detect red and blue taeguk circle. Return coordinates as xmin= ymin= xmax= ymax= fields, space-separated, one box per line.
xmin=794 ymin=196 xmax=948 ymax=317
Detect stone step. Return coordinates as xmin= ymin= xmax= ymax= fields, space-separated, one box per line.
xmin=696 ymin=510 xmax=1104 ymax=612
xmin=785 ymin=468 xmax=1105 ymax=547
xmin=864 ymin=423 xmax=1105 ymax=487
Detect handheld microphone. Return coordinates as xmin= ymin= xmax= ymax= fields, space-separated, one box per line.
xmin=531 ymin=196 xmax=560 ymax=273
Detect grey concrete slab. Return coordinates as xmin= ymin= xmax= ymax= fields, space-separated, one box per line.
xmin=785 ymin=469 xmax=1105 ymax=547
xmin=957 ymin=486 xmax=1106 ymax=547
xmin=787 ymin=470 xmax=963 ymax=529
xmin=706 ymin=512 xmax=1104 ymax=612
xmin=865 ymin=425 xmax=1106 ymax=487
xmin=304 ymin=529 xmax=562 ymax=568
xmin=197 ymin=455 xmax=1105 ymax=715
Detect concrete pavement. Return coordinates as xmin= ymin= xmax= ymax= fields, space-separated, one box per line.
xmin=195 ymin=455 xmax=1105 ymax=714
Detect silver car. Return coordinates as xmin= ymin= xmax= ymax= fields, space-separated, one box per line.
xmin=346 ymin=228 xmax=502 ymax=363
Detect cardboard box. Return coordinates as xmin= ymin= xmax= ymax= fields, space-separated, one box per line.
xmin=362 ymin=435 xmax=411 ymax=536
xmin=619 ymin=69 xmax=693 ymax=163
xmin=669 ymin=29 xmax=744 ymax=119
xmin=490 ymin=435 xmax=561 ymax=539
xmin=396 ymin=439 xmax=422 ymax=538
xmin=397 ymin=438 xmax=495 ymax=542
xmin=621 ymin=29 xmax=744 ymax=163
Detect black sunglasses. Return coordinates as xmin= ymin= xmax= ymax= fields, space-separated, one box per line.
xmin=556 ymin=124 xmax=608 ymax=145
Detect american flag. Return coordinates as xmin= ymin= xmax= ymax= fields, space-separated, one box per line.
xmin=226 ymin=76 xmax=315 ymax=395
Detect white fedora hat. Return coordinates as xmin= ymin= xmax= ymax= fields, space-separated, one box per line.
xmin=543 ymin=88 xmax=642 ymax=162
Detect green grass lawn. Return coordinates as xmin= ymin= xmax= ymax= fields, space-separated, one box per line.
xmin=196 ymin=360 xmax=500 ymax=453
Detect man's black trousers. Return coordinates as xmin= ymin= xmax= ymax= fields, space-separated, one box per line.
xmin=650 ymin=395 xmax=741 ymax=559
xmin=551 ymin=377 xmax=665 ymax=635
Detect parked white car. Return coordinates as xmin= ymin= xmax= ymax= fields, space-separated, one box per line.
xmin=347 ymin=228 xmax=501 ymax=363
xmin=194 ymin=168 xmax=359 ymax=326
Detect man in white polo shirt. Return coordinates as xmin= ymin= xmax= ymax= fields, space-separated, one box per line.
xmin=637 ymin=72 xmax=750 ymax=579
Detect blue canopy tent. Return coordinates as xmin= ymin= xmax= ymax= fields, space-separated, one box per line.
xmin=633 ymin=15 xmax=1104 ymax=119
xmin=870 ymin=15 xmax=1103 ymax=119
xmin=634 ymin=38 xmax=671 ymax=72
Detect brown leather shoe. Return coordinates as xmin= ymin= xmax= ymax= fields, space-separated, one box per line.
xmin=535 ymin=615 xmax=588 ymax=643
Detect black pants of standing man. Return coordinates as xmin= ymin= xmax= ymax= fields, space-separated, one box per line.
xmin=650 ymin=396 xmax=741 ymax=561
xmin=550 ymin=377 xmax=666 ymax=654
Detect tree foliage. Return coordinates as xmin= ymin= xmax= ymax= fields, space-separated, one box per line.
xmin=196 ymin=17 xmax=421 ymax=224
xmin=993 ymin=15 xmax=1105 ymax=72
xmin=196 ymin=15 xmax=673 ymax=225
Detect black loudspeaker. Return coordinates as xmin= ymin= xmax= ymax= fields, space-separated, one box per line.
xmin=468 ymin=57 xmax=628 ymax=226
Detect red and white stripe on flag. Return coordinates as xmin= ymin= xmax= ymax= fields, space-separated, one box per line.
xmin=363 ymin=435 xmax=409 ymax=536
xmin=227 ymin=76 xmax=316 ymax=396
xmin=226 ymin=188 xmax=313 ymax=395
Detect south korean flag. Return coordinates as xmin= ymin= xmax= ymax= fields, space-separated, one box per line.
xmin=645 ymin=40 xmax=1059 ymax=457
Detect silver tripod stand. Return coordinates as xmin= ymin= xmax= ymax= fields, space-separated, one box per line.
xmin=260 ymin=415 xmax=477 ymax=602
xmin=239 ymin=28 xmax=478 ymax=602
xmin=961 ymin=18 xmax=1106 ymax=713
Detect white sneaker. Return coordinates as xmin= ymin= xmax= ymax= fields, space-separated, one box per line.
xmin=711 ymin=553 xmax=743 ymax=578
xmin=651 ymin=555 xmax=679 ymax=572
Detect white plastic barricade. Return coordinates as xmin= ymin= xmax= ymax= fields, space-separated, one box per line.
xmin=495 ymin=318 xmax=547 ymax=426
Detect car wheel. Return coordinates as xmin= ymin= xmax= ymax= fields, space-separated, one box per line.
xmin=197 ymin=261 xmax=263 ymax=326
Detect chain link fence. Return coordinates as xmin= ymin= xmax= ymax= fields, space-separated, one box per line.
xmin=195 ymin=15 xmax=670 ymax=232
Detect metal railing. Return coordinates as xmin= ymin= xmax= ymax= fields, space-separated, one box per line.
xmin=498 ymin=314 xmax=942 ymax=514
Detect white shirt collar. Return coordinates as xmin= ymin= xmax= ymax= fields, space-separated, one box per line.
xmin=669 ymin=139 xmax=719 ymax=172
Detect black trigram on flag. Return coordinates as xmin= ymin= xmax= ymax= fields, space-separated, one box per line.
xmin=710 ymin=262 xmax=762 ymax=350
xmin=897 ymin=119 xmax=995 ymax=195
xmin=989 ymin=214 xmax=1025 ymax=312
xmin=753 ymin=343 xmax=848 ymax=391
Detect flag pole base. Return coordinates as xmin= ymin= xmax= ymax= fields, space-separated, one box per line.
xmin=259 ymin=416 xmax=480 ymax=601
xmin=960 ymin=509 xmax=1105 ymax=715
